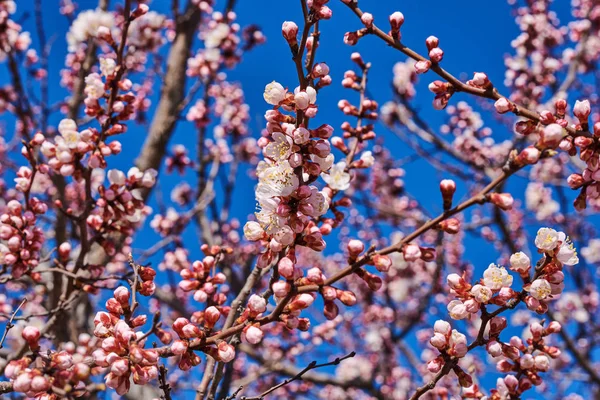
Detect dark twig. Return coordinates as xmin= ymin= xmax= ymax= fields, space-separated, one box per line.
xmin=0 ymin=298 xmax=27 ymax=349
xmin=240 ymin=351 xmax=356 ymax=400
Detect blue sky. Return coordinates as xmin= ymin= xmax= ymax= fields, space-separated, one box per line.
xmin=2 ymin=0 xmax=592 ymax=398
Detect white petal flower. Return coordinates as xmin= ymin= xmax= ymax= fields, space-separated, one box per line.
xmin=535 ymin=227 xmax=559 ymax=251
xmin=482 ymin=264 xmax=513 ymax=290
xmin=322 ymin=162 xmax=351 ymax=191
xmin=264 ymin=132 xmax=293 ymax=162
xmin=529 ymin=278 xmax=552 ymax=300
xmin=263 ymin=81 xmax=287 ymax=105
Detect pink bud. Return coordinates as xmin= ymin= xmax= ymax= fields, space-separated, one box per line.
xmin=360 ymin=12 xmax=374 ymax=28
xmin=430 ymin=332 xmax=447 ymax=349
xmin=494 ymin=97 xmax=513 ymax=114
xmin=487 ymin=340 xmax=503 ymax=357
xmin=428 ymin=47 xmax=444 ymax=63
xmin=539 ymin=123 xmax=565 ymax=149
xmin=439 ymin=218 xmax=460 ymax=234
xmin=22 ymin=326 xmax=41 ymax=344
xmin=425 ymin=36 xmax=439 ymax=50
xmin=347 ymin=239 xmax=365 ymax=257
xmin=111 ymin=358 xmax=130 ymax=376
xmin=427 ymin=357 xmax=443 ymax=373
xmin=204 ymin=306 xmax=221 ymax=328
xmin=546 ymin=321 xmax=561 ymax=334
xmin=389 ymin=11 xmax=405 ymax=31
xmin=403 ymin=244 xmax=422 ymax=262
xmin=247 ymin=294 xmax=267 ymax=314
xmin=278 ymin=257 xmax=295 ymax=280
xmin=113 ymin=286 xmax=130 ymax=305
xmin=414 ymin=60 xmax=431 ymax=74
xmin=490 ymin=193 xmax=514 ymax=210
xmin=338 ymin=290 xmax=357 ymax=306
xmin=218 ymin=342 xmax=235 ymax=362
xmin=373 ymin=254 xmax=392 ymax=272
xmin=282 ymin=21 xmax=299 ymax=46
xmin=471 ymin=72 xmax=490 ymax=87
xmin=243 ymin=325 xmax=264 ymax=344
xmin=171 ymin=340 xmax=189 ymax=355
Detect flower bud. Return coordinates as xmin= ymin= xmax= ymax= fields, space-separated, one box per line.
xmin=490 ymin=193 xmax=514 ymax=210
xmin=494 ymin=97 xmax=513 ymax=114
xmin=347 ymin=239 xmax=365 ymax=257
xmin=403 ymin=244 xmax=422 ymax=262
xmin=389 ymin=11 xmax=405 ymax=32
xmin=281 ymin=21 xmax=299 ymax=46
xmin=573 ymin=99 xmax=591 ymax=122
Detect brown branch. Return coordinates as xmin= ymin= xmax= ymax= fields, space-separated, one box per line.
xmin=341 ymin=1 xmax=590 ymax=139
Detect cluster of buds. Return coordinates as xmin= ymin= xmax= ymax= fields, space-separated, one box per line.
xmin=165 ymin=145 xmax=194 ymax=174
xmin=6 ymin=333 xmax=100 ymax=398
xmin=426 ymin=35 xmax=443 ymax=63
xmin=560 ymin=100 xmax=600 ymax=209
xmin=5 ymin=351 xmax=81 ymax=398
xmin=428 ymin=79 xmax=453 ymax=110
xmin=170 ymin=317 xmax=204 ymax=370
xmin=307 ymin=0 xmax=332 ymax=20
xmin=170 ymin=305 xmax=235 ymax=367
xmin=238 ymin=294 xmax=267 ymax=344
xmin=490 ymin=321 xmax=562 ymax=399
xmin=427 ymin=321 xmax=473 ymax=387
xmin=178 ymin=255 xmax=227 ymax=303
xmin=446 ymin=263 xmax=515 ymax=320
xmin=0 ymin=198 xmax=46 ymax=278
xmin=92 ymin=286 xmax=159 ymax=395
xmin=87 ymin=168 xmax=156 ymax=243
xmin=134 ymin=264 xmax=157 ymax=296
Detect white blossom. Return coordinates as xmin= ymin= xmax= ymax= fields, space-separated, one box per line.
xmin=322 ymin=162 xmax=351 ymax=191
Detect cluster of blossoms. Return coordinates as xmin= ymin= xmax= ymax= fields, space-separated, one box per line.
xmin=424 ymin=228 xmax=577 ymax=397
xmin=446 ymin=263 xmax=514 ymax=320
xmin=440 ymin=101 xmax=512 ymax=169
xmin=38 ymin=119 xmax=122 ymax=176
xmin=188 ymin=11 xmax=263 ymax=81
xmin=92 ymin=286 xmax=159 ymax=395
xmin=494 ymin=93 xmax=600 ymax=211
xmin=0 ymin=1 xmax=31 ymax=62
xmin=446 ymin=227 xmax=577 ymax=321
xmin=503 ymin=2 xmax=564 ymax=107
xmin=66 ymin=8 xmax=115 ymax=52
xmin=243 ymin=80 xmax=332 ymax=256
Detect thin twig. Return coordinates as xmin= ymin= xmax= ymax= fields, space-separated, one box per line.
xmin=0 ymin=298 xmax=27 ymax=349
xmin=240 ymin=351 xmax=356 ymax=400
